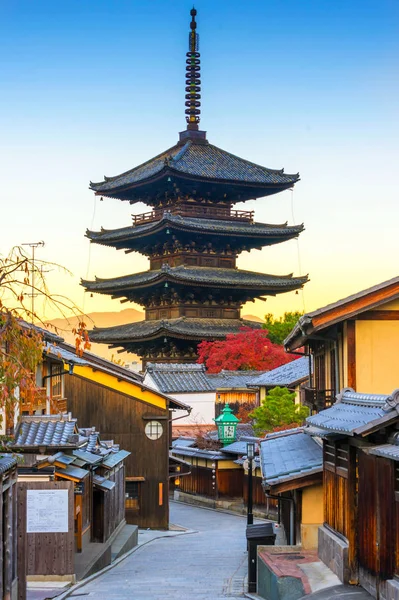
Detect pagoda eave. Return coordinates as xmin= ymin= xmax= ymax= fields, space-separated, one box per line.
xmin=89 ymin=317 xmax=262 ymax=346
xmin=91 ymin=165 xmax=299 ymax=205
xmin=86 ymin=217 xmax=304 ymax=253
xmin=82 ymin=268 xmax=308 ymax=301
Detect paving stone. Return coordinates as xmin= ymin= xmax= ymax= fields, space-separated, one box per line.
xmin=69 ymin=501 xmax=255 ymax=599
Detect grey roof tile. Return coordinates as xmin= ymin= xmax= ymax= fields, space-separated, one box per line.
xmin=55 ymin=464 xmax=89 ymax=481
xmin=12 ymin=415 xmax=80 ymax=448
xmin=83 ymin=265 xmax=307 ymax=294
xmin=87 ymin=213 xmax=303 ymax=245
xmin=369 ymin=444 xmax=399 ymax=461
xmin=101 ymin=449 xmax=131 ymax=469
xmin=260 ymin=431 xmax=322 ymax=487
xmin=89 ymin=317 xmax=261 ymax=344
xmin=90 ymin=140 xmax=299 ymax=193
xmin=146 ymin=362 xmax=214 ymax=393
xmin=0 ymin=455 xmax=18 ymax=474
xmin=306 ymin=389 xmax=399 ymax=435
xmin=171 ymin=437 xmax=197 ymax=448
xmin=252 ymin=356 xmax=311 ymax=387
xmin=44 ymin=343 xmax=88 ymax=366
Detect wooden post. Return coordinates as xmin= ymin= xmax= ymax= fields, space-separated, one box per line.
xmin=17 ymin=484 xmax=26 ymax=600
xmin=347 ymin=444 xmax=358 ymax=584
xmin=347 ymin=320 xmax=356 ymax=390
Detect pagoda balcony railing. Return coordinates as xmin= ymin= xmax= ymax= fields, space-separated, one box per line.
xmin=20 ymin=387 xmax=47 ymax=414
xmin=300 ymin=385 xmax=336 ymax=415
xmin=132 ymin=205 xmax=254 ymax=226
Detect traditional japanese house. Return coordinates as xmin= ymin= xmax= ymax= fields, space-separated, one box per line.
xmin=260 ymin=428 xmax=323 ymax=549
xmin=252 ymin=355 xmax=312 ymax=405
xmin=59 ymin=342 xmax=191 ymax=529
xmin=144 ymin=362 xmax=217 ymax=428
xmin=143 ymin=363 xmax=263 ymax=429
xmin=10 ymin=413 xmax=132 ymax=582
xmin=0 ymin=456 xmax=18 ymax=600
xmin=83 ymin=9 xmax=307 ymax=368
xmin=284 ymin=276 xmax=399 ymax=412
xmin=170 ymin=433 xmax=274 ymax=514
xmin=307 ymin=387 xmax=399 ymax=599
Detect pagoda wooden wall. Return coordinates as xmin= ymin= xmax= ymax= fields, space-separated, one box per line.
xmin=65 ymin=375 xmax=170 ymax=529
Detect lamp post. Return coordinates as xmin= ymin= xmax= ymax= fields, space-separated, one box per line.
xmin=247 ymin=442 xmax=255 ymax=525
xmin=214 ymin=404 xmax=240 ymax=446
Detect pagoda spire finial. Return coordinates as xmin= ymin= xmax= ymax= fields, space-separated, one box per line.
xmin=185 ymin=7 xmax=201 ymax=131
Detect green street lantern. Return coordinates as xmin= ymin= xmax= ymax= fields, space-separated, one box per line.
xmin=214 ymin=404 xmax=240 ymax=446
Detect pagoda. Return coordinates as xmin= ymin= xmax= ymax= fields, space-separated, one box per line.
xmin=83 ymin=9 xmax=308 ymax=366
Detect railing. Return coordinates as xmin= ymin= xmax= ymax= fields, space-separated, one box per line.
xmin=132 ymin=205 xmax=254 ymax=226
xmin=20 ymin=387 xmax=47 ymax=414
xmin=50 ymin=395 xmax=68 ymax=414
xmin=300 ymin=386 xmax=336 ymax=414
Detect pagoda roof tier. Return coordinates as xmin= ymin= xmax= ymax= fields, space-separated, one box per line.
xmin=86 ymin=213 xmax=304 ymax=254
xmin=89 ymin=139 xmax=299 ymax=204
xmin=82 ymin=266 xmax=308 ymax=303
xmin=89 ymin=317 xmax=262 ymax=346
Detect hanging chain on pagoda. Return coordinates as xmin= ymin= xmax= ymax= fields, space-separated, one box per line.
xmin=185 ymin=8 xmax=201 ymax=130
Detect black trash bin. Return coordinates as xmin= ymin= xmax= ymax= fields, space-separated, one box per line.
xmin=246 ymin=522 xmax=276 ymax=593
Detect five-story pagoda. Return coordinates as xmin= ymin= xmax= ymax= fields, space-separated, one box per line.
xmin=83 ymin=9 xmax=308 ymax=367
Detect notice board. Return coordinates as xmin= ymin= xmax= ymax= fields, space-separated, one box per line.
xmin=27 ymin=489 xmax=69 ymax=533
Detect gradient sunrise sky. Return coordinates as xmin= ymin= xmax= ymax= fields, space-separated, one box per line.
xmin=0 ymin=0 xmax=398 ymax=321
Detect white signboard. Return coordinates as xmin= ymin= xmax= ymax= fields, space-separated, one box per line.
xmin=27 ymin=489 xmax=69 ymax=533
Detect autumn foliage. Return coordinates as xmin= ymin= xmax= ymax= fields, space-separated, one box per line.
xmin=197 ymin=327 xmax=296 ymax=373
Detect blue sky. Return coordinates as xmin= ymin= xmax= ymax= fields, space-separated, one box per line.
xmin=1 ymin=0 xmax=398 ymax=320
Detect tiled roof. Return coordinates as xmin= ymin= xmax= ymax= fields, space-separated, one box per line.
xmin=83 ymin=265 xmax=308 ymax=295
xmin=12 ymin=415 xmax=80 ymax=448
xmin=101 ymin=449 xmax=131 ymax=469
xmin=252 ymin=356 xmax=311 ymax=387
xmin=90 ymin=140 xmax=299 ymax=193
xmin=369 ymin=444 xmax=399 ymax=461
xmin=72 ymin=449 xmax=103 ymax=465
xmin=87 ymin=214 xmax=304 ymax=247
xmin=171 ymin=437 xmax=197 ymax=448
xmin=93 ymin=475 xmax=116 ymax=491
xmin=306 ymin=389 xmax=399 ymax=436
xmin=209 ymin=370 xmax=268 ymax=389
xmin=88 ymin=317 xmax=261 ymax=344
xmin=260 ymin=431 xmax=322 ymax=487
xmin=0 ymin=455 xmax=18 ymax=474
xmin=146 ymin=362 xmax=215 ymax=393
xmin=284 ymin=276 xmax=399 ymax=350
xmin=44 ymin=343 xmax=88 ymax=367
xmin=221 ymin=437 xmax=261 ymax=455
xmin=55 ymin=464 xmax=89 ymax=481
xmin=170 ymin=446 xmax=230 ymax=461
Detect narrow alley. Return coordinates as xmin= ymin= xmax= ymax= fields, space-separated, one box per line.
xmin=70 ymin=502 xmax=249 ymax=599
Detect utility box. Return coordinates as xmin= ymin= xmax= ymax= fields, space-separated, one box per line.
xmin=246 ymin=522 xmax=276 ymax=593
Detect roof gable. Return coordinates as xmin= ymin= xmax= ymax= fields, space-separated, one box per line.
xmin=285 ymin=276 xmax=399 ymax=350
xmin=306 ymin=388 xmax=399 ymax=436
xmin=260 ymin=430 xmax=322 ymax=488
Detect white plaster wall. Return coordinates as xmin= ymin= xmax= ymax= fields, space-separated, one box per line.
xmin=143 ymin=373 xmax=215 ymax=425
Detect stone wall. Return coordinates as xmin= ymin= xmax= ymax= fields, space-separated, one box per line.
xmin=317 ymin=525 xmax=349 ymax=583
xmin=380 ymin=578 xmax=399 ymax=600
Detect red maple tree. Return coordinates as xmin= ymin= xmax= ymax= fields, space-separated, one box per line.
xmin=197 ymin=327 xmax=296 ymax=373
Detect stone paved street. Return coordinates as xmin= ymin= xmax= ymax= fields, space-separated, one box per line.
xmin=71 ymin=501 xmax=249 ymax=599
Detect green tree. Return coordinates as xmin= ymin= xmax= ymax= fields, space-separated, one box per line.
xmin=263 ymin=311 xmax=303 ymax=345
xmin=249 ymin=386 xmax=309 ymax=435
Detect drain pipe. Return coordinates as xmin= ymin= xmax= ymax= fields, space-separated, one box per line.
xmin=263 ymin=490 xmax=296 ymax=546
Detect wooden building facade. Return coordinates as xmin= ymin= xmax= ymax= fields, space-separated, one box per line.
xmin=285 ymin=277 xmax=399 ymax=413
xmin=0 ymin=456 xmax=18 ymax=600
xmin=63 ymin=349 xmax=190 ymax=529
xmin=260 ymin=429 xmax=323 ymax=549
xmin=307 ymin=387 xmax=399 ymax=600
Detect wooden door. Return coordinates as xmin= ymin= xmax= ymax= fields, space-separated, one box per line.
xmin=358 ymin=453 xmax=396 ymax=595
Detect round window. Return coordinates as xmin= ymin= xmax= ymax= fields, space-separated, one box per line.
xmin=145 ymin=420 xmax=163 ymax=440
